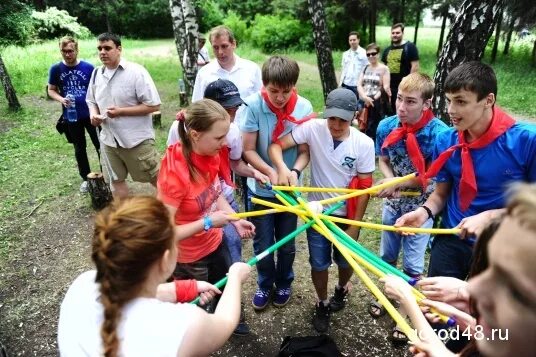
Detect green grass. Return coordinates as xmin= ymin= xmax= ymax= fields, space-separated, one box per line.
xmin=1 ymin=27 xmax=535 ymax=257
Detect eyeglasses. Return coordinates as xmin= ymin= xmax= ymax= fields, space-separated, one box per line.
xmin=366 ymin=52 xmax=378 ymax=57
xmin=61 ymin=49 xmax=75 ymax=54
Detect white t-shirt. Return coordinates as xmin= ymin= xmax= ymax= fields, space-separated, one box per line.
xmin=167 ymin=121 xmax=241 ymax=201
xmin=58 ymin=270 xmax=198 ymax=357
xmin=291 ymin=119 xmax=375 ymax=215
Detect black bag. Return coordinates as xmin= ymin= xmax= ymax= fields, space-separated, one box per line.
xmin=278 ymin=335 xmax=342 ymax=357
xmin=55 ymin=114 xmax=73 ymax=143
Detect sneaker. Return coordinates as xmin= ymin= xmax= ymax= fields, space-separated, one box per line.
xmin=252 ymin=288 xmax=271 ymax=310
xmin=233 ymin=306 xmax=250 ymax=336
xmin=329 ymin=285 xmax=349 ymax=312
xmin=273 ymin=287 xmax=292 ymax=307
xmin=312 ymin=301 xmax=331 ymax=333
xmin=79 ymin=181 xmax=89 ymax=194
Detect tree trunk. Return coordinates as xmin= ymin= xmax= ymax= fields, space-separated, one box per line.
xmin=436 ymin=10 xmax=448 ymax=57
xmin=503 ymin=15 xmax=515 ymax=55
xmin=433 ymin=0 xmax=503 ymax=121
xmin=414 ymin=0 xmax=422 ymax=45
xmin=169 ymin=0 xmax=199 ymax=104
xmin=0 ymin=54 xmax=21 ymax=111
xmin=87 ymin=172 xmax=113 ymax=211
xmin=368 ymin=2 xmax=377 ymax=43
xmin=532 ymin=39 xmax=536 ymax=67
xmin=400 ymin=0 xmax=406 ymax=23
xmin=490 ymin=5 xmax=504 ymax=63
xmin=307 ymin=0 xmax=337 ymax=101
xmin=104 ymin=0 xmax=113 ymax=33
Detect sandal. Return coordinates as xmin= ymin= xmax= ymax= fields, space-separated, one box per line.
xmin=390 ymin=325 xmax=409 ymax=345
xmin=368 ymin=300 xmax=387 ymax=318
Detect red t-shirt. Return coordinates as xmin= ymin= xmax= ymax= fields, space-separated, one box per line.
xmin=158 ymin=144 xmax=223 ymax=263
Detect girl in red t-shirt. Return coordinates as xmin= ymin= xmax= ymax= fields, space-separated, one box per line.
xmin=157 ymin=99 xmax=255 ymax=285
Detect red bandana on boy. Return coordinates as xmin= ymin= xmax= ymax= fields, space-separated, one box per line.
xmin=162 ymin=142 xmax=221 ymax=187
xmin=261 ymin=87 xmax=315 ymax=143
xmin=381 ymin=109 xmax=435 ymax=186
xmin=424 ymin=106 xmax=515 ymax=211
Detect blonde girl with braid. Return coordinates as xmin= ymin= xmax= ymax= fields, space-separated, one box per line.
xmin=58 ymin=196 xmax=251 ymax=356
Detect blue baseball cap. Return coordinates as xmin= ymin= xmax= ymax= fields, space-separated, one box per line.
xmin=204 ymin=79 xmax=244 ymax=108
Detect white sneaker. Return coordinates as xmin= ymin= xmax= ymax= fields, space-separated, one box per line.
xmin=80 ymin=181 xmax=89 ymax=193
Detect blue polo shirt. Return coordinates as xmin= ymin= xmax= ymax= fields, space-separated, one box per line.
xmin=434 ymin=122 xmax=536 ymax=228
xmin=240 ymin=92 xmax=313 ymax=197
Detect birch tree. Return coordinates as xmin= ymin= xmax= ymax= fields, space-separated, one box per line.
xmin=307 ymin=0 xmax=337 ymax=101
xmin=433 ymin=0 xmax=504 ymax=120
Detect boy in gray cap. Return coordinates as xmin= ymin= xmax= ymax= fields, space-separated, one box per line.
xmin=268 ymin=87 xmax=375 ymax=333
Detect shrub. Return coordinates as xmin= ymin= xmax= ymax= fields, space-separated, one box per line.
xmin=31 ymin=7 xmax=92 ymax=41
xmin=0 ymin=1 xmax=35 ymax=47
xmin=250 ymin=14 xmax=313 ymax=53
xmin=223 ymin=11 xmax=250 ymax=43
xmin=197 ymin=0 xmax=226 ymax=33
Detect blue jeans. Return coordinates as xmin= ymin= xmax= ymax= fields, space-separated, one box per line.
xmin=223 ymin=198 xmax=242 ymax=263
xmin=428 ymin=234 xmax=473 ymax=280
xmin=379 ymin=206 xmax=433 ymax=277
xmin=250 ymin=197 xmax=297 ymax=290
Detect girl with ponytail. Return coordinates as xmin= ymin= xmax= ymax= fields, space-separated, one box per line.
xmin=58 ymin=196 xmax=251 ymax=356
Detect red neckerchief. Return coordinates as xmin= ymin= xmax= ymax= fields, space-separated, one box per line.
xmin=161 ymin=142 xmax=220 ymax=186
xmin=424 ymin=106 xmax=515 ymax=211
xmin=218 ymin=146 xmax=234 ymax=187
xmin=381 ymin=109 xmax=435 ymax=187
xmin=261 ymin=87 xmax=315 ymax=142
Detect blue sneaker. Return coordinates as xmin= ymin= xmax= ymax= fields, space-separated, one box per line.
xmin=252 ymin=288 xmax=271 ymax=310
xmin=273 ymin=287 xmax=292 ymax=307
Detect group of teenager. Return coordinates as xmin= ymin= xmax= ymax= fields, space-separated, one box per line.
xmin=53 ymin=24 xmax=536 ymax=357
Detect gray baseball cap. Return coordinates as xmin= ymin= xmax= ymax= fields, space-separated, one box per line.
xmin=323 ymin=88 xmax=357 ymax=121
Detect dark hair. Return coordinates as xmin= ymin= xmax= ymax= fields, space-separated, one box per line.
xmin=349 ymin=31 xmax=360 ymax=39
xmin=444 ymin=61 xmax=497 ymax=101
xmin=262 ymin=56 xmax=300 ymax=88
xmin=92 ymin=196 xmax=175 ymax=357
xmin=392 ymin=23 xmax=405 ymax=31
xmin=97 ymin=33 xmax=122 ymax=47
xmin=366 ymin=42 xmax=380 ymax=53
xmin=178 ymin=99 xmax=230 ymax=181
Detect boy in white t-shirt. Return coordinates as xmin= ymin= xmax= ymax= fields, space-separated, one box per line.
xmin=268 ymin=88 xmax=375 ymax=333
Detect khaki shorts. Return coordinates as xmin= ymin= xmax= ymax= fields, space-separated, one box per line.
xmin=102 ymin=139 xmax=160 ymax=183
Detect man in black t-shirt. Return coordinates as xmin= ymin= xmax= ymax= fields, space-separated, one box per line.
xmin=381 ymin=23 xmax=420 ymax=113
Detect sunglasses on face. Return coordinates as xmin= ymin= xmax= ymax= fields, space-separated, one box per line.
xmin=366 ymin=52 xmax=378 ymax=57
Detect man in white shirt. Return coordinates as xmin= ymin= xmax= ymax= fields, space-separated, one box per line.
xmin=340 ymin=31 xmax=369 ymax=109
xmin=192 ymin=25 xmax=262 ymax=126
xmin=182 ymin=34 xmax=210 ymax=69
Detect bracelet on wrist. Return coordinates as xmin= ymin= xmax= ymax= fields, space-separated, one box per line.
xmin=291 ymin=168 xmax=301 ymax=178
xmin=203 ymin=214 xmax=213 ymax=231
xmin=420 ymin=205 xmax=434 ymax=220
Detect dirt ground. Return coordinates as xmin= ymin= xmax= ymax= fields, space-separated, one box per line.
xmin=0 ymin=177 xmax=410 ymax=357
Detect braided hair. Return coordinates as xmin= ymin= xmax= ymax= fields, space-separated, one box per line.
xmin=91 ymin=196 xmax=175 ymax=357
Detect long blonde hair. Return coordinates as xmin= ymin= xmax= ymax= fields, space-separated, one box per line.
xmin=92 ymin=196 xmax=174 ymax=357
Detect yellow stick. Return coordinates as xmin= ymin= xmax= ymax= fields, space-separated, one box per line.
xmin=231 ymin=208 xmax=280 ymax=218
xmin=317 ymin=173 xmax=417 ymax=205
xmin=318 ymin=214 xmax=461 ymax=235
xmin=272 ymin=185 xmax=421 ymax=197
xmin=295 ymin=197 xmax=419 ymax=343
xmin=251 ymin=196 xmax=460 ymax=235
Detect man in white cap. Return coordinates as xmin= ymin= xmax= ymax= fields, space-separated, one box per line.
xmin=268 ymin=87 xmax=375 ymax=333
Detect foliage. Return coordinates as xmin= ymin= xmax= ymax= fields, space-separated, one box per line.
xmin=223 ymin=11 xmax=250 ymax=43
xmin=196 ymin=0 xmax=226 ymax=33
xmin=31 ymin=7 xmax=92 ymax=40
xmin=250 ymin=14 xmax=314 ymax=52
xmin=0 ymin=0 xmax=35 ymax=47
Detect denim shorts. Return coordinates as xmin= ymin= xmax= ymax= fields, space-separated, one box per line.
xmin=306 ymin=218 xmax=350 ymax=271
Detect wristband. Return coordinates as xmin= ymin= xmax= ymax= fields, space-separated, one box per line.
xmin=203 ymin=215 xmax=212 ymax=231
xmin=420 ymin=205 xmax=434 ymax=220
xmin=291 ymin=168 xmax=301 ymax=178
